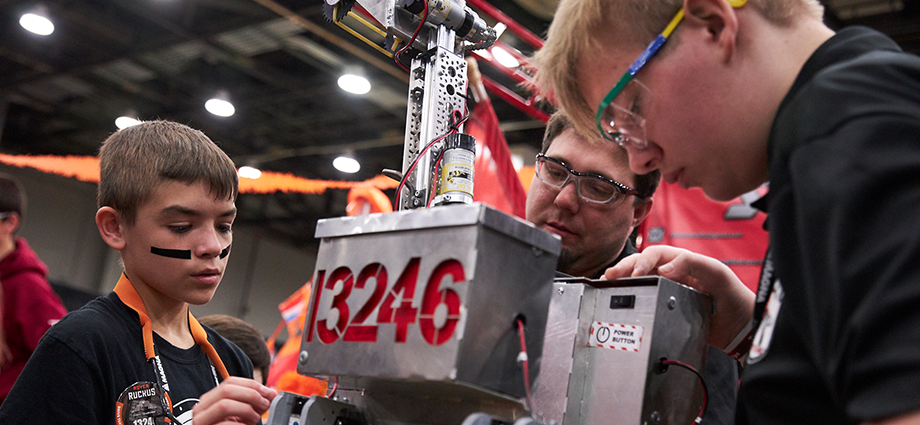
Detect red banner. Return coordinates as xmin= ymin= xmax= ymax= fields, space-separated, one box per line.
xmin=638 ymin=183 xmax=769 ymax=292
xmin=468 ymin=100 xmax=527 ymax=218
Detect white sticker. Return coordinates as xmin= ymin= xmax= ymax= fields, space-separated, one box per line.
xmin=748 ymin=279 xmax=784 ymax=364
xmin=588 ymin=322 xmax=643 ymax=352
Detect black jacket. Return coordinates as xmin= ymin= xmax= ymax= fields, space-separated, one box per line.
xmin=739 ymin=26 xmax=920 ymax=424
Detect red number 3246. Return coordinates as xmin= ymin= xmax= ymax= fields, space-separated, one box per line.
xmin=305 ymin=258 xmax=464 ymax=346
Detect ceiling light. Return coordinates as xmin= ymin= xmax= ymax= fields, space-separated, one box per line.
xmin=205 ymin=98 xmax=235 ymax=117
xmin=115 ymin=116 xmax=142 ymax=129
xmin=19 ymin=13 xmax=54 ymax=35
xmin=238 ymin=166 xmax=262 ymax=179
xmin=491 ymin=46 xmax=519 ymax=68
xmin=20 ymin=12 xmax=54 ymax=36
xmin=333 ymin=156 xmax=360 ymax=174
xmin=338 ymin=74 xmax=371 ymax=95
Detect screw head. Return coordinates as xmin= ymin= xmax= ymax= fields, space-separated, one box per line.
xmin=668 ymin=296 xmax=677 ymax=310
xmin=299 ymin=351 xmax=309 ymax=364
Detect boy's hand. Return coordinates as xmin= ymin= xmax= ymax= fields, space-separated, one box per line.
xmin=193 ymin=377 xmax=278 ymax=425
xmin=604 ymin=245 xmax=756 ymax=350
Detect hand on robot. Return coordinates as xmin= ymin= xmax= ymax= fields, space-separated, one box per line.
xmin=603 ymin=245 xmax=756 ymax=351
xmin=192 ymin=376 xmax=278 ymax=425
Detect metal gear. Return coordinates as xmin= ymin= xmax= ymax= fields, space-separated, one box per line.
xmin=322 ymin=0 xmax=356 ymax=22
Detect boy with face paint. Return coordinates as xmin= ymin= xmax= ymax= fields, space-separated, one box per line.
xmin=0 ymin=121 xmax=276 ymax=425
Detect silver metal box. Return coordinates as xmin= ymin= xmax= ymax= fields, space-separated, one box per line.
xmin=298 ymin=203 xmax=560 ymax=417
xmin=532 ymin=277 xmax=712 ymax=425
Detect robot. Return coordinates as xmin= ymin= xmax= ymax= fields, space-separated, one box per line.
xmin=266 ymin=2 xmax=711 ymax=424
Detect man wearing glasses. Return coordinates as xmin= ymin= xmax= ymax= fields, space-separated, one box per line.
xmin=525 ymin=112 xmax=657 ymax=279
xmin=533 ymin=0 xmax=920 ymax=424
xmin=525 ymin=112 xmax=738 ymax=424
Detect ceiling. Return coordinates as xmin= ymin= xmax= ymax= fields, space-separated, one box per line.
xmin=0 ymin=0 xmax=917 ymax=248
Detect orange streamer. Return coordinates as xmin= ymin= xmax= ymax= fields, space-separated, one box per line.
xmin=0 ymin=154 xmax=101 ymax=183
xmin=0 ymin=154 xmax=398 ymax=194
xmin=240 ymin=172 xmax=397 ymax=194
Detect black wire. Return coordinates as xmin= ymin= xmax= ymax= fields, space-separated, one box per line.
xmin=424 ymin=109 xmax=470 ymax=207
xmin=396 ymin=109 xmax=469 ymax=208
xmin=395 ymin=133 xmax=449 ymax=208
xmin=660 ymin=359 xmax=708 ymax=424
xmin=461 ymin=38 xmax=495 ymax=55
xmin=450 ymin=109 xmax=468 ymax=130
xmin=426 ymin=149 xmax=445 ymax=207
xmin=394 ymin=0 xmax=429 ymax=72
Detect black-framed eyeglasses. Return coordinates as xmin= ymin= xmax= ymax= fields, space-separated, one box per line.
xmin=534 ymin=153 xmax=641 ymax=204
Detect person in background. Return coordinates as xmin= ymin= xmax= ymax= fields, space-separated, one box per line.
xmin=525 ymin=112 xmax=738 ymax=424
xmin=0 ymin=172 xmax=67 ymax=405
xmin=534 ymin=0 xmax=920 ymax=423
xmin=0 ymin=121 xmax=276 ymax=424
xmin=199 ymin=314 xmax=271 ymax=386
xmin=0 ymin=286 xmax=8 ymax=372
xmin=526 ymin=113 xmax=658 ymax=279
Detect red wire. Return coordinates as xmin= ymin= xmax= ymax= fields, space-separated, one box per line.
xmin=394 ymin=0 xmax=429 ymax=72
xmin=660 ymin=359 xmax=708 ymax=424
xmin=426 ymin=150 xmax=445 ymax=208
xmin=515 ymin=318 xmax=533 ymax=411
xmin=423 ymin=110 xmax=468 ymax=208
xmin=395 ymin=131 xmax=453 ymax=208
xmin=452 ymin=109 xmax=467 ymax=128
xmin=396 ymin=110 xmax=468 ymax=209
xmin=325 ymin=376 xmax=338 ymax=398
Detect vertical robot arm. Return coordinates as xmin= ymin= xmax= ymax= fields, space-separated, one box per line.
xmin=325 ymin=0 xmax=496 ymax=209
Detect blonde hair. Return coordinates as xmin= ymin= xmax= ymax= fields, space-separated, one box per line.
xmin=532 ymin=0 xmax=824 ymax=138
xmin=98 ymin=120 xmax=239 ymax=225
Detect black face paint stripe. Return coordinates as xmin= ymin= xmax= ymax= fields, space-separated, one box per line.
xmin=150 ymin=245 xmax=231 ymax=260
xmin=150 ymin=246 xmax=192 ymax=259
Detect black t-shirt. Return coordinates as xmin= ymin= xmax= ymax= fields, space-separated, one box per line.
xmin=739 ymin=27 xmax=920 ymax=424
xmin=0 ymin=291 xmax=253 ymax=425
xmin=152 ymin=333 xmax=224 ymax=423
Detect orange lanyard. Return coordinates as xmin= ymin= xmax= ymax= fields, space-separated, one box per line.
xmin=113 ymin=274 xmax=230 ymax=380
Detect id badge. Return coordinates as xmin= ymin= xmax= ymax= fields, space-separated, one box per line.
xmin=115 ymin=381 xmax=176 ymax=425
